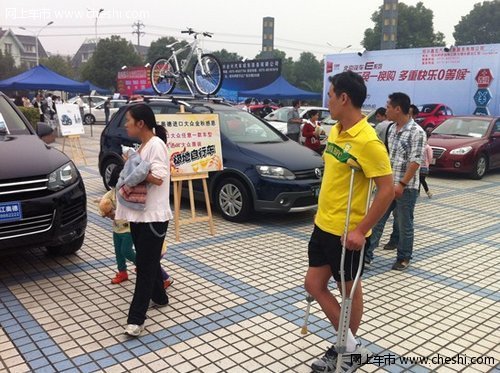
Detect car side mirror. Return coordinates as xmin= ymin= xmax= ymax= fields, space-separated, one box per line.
xmin=436 ymin=111 xmax=445 ymax=116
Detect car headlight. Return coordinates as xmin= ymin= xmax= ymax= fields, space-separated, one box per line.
xmin=450 ymin=146 xmax=472 ymax=155
xmin=48 ymin=162 xmax=78 ymax=191
xmin=256 ymin=165 xmax=295 ymax=180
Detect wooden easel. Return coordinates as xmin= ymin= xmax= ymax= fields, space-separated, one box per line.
xmin=62 ymin=135 xmax=87 ymax=165
xmin=172 ymin=172 xmax=215 ymax=242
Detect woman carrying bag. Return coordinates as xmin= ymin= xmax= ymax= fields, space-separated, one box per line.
xmin=115 ymin=103 xmax=173 ymax=337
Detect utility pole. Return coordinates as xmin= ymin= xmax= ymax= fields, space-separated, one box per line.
xmin=132 ymin=21 xmax=145 ymax=47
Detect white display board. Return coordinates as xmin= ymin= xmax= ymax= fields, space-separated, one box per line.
xmin=323 ymin=44 xmax=500 ymax=116
xmin=55 ymin=103 xmax=85 ymax=136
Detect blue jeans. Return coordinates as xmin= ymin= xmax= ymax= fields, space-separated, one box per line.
xmin=365 ymin=189 xmax=418 ymax=262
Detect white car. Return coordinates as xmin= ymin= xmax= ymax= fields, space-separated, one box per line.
xmin=264 ymin=106 xmax=335 ymax=135
xmin=68 ymin=95 xmax=108 ymax=109
xmin=83 ymin=100 xmax=127 ymax=124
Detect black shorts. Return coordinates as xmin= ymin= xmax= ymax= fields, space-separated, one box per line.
xmin=308 ymin=225 xmax=370 ymax=282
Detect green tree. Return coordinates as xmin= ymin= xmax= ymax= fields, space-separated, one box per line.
xmin=292 ymin=52 xmax=323 ymax=92
xmin=0 ymin=50 xmax=19 ymax=80
xmin=255 ymin=49 xmax=295 ymax=83
xmin=210 ymin=49 xmax=243 ymax=62
xmin=39 ymin=55 xmax=75 ymax=79
xmin=146 ymin=36 xmax=189 ymax=64
xmin=453 ymin=1 xmax=500 ymax=45
xmin=81 ymin=36 xmax=143 ymax=90
xmin=362 ymin=2 xmax=445 ymax=50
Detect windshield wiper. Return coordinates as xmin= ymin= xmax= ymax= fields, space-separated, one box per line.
xmin=446 ymin=133 xmax=471 ymax=137
xmin=255 ymin=140 xmax=282 ymax=144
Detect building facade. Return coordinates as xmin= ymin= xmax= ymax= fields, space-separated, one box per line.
xmin=0 ymin=28 xmax=48 ymax=68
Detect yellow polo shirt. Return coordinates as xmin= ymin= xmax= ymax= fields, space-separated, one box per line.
xmin=315 ymin=117 xmax=392 ymax=237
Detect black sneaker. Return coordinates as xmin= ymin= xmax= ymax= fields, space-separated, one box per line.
xmin=392 ymin=259 xmax=410 ymax=271
xmin=383 ymin=242 xmax=397 ymax=250
xmin=311 ymin=345 xmax=338 ymax=372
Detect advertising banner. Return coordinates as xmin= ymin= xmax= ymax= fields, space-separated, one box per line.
xmin=117 ymin=67 xmax=151 ymax=97
xmin=221 ymin=58 xmax=281 ymax=91
xmin=323 ymin=44 xmax=500 ymax=116
xmin=55 ymin=103 xmax=85 ymax=136
xmin=156 ymin=114 xmax=223 ymax=176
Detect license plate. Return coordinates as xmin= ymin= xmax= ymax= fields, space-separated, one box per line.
xmin=0 ymin=202 xmax=22 ymax=223
xmin=431 ymin=158 xmax=436 ymax=165
xmin=312 ymin=187 xmax=320 ymax=197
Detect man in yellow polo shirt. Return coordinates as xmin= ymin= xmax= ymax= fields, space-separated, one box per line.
xmin=305 ymin=71 xmax=394 ymax=372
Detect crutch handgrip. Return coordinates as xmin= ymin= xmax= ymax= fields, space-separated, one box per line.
xmin=346 ymin=157 xmax=361 ymax=171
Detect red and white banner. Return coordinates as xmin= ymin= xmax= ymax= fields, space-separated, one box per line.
xmin=324 ymin=44 xmax=500 ymax=116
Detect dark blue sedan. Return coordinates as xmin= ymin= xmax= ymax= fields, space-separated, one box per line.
xmin=98 ymin=98 xmax=324 ymax=222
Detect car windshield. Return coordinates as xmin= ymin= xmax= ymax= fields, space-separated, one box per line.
xmin=265 ymin=107 xmax=291 ymax=122
xmin=433 ymin=118 xmax=490 ymax=138
xmin=0 ymin=96 xmax=30 ymax=135
xmin=418 ymin=104 xmax=437 ymax=114
xmin=218 ymin=109 xmax=285 ymax=143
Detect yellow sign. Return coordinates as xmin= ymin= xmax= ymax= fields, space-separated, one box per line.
xmin=156 ymin=114 xmax=223 ymax=175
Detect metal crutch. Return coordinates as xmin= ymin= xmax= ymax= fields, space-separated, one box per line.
xmin=301 ymin=293 xmax=315 ymax=334
xmin=335 ymin=158 xmax=373 ymax=372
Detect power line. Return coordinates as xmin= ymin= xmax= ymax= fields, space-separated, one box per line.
xmin=132 ymin=20 xmax=145 ymax=46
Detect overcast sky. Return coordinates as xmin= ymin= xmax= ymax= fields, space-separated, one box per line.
xmin=2 ymin=0 xmax=480 ymax=60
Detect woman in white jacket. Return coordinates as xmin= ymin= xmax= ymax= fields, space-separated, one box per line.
xmin=116 ymin=103 xmax=173 ymax=337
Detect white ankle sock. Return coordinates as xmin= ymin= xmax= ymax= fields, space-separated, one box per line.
xmin=333 ymin=328 xmax=358 ymax=352
xmin=346 ymin=329 xmax=358 ymax=353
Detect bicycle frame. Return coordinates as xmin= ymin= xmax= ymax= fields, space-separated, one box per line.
xmin=167 ymin=34 xmax=208 ymax=95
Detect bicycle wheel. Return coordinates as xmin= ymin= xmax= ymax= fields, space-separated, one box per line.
xmin=193 ymin=54 xmax=223 ymax=95
xmin=151 ymin=58 xmax=176 ymax=95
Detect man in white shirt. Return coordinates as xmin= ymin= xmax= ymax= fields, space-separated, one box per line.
xmin=76 ymin=94 xmax=85 ymax=122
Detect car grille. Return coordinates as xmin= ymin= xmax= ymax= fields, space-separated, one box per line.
xmin=431 ymin=147 xmax=446 ymax=159
xmin=294 ymin=168 xmax=324 ymax=180
xmin=0 ymin=176 xmax=49 ymax=202
xmin=0 ymin=211 xmax=55 ymax=240
xmin=292 ymin=196 xmax=318 ymax=208
xmin=61 ymin=197 xmax=86 ymax=226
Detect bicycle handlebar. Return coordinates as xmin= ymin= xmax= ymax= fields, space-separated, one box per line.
xmin=181 ymin=28 xmax=213 ymax=38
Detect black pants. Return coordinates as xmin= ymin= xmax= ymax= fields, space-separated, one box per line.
xmin=420 ymin=174 xmax=429 ymax=193
xmin=127 ymin=221 xmax=169 ymax=325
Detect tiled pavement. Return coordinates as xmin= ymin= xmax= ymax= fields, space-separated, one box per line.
xmin=1 ymin=127 xmax=499 ymax=373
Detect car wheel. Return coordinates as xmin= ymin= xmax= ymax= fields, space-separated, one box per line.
xmin=425 ymin=125 xmax=435 ymax=137
xmin=471 ymin=154 xmax=488 ymax=180
xmin=84 ymin=114 xmax=95 ymax=125
xmin=215 ymin=177 xmax=252 ymax=222
xmin=102 ymin=158 xmax=122 ymax=190
xmin=46 ymin=235 xmax=84 ymax=256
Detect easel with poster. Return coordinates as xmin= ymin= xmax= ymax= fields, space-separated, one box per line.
xmin=56 ymin=103 xmax=87 ymax=165
xmin=156 ymin=108 xmax=223 ymax=241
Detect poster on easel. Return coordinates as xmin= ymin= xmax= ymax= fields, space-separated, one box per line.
xmin=156 ymin=113 xmax=223 ymax=176
xmin=55 ymin=103 xmax=85 ymax=137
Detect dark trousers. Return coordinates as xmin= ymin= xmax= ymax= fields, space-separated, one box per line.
xmin=420 ymin=174 xmax=429 ymax=193
xmin=105 ymin=111 xmax=110 ymax=125
xmin=127 ymin=221 xmax=169 ymax=325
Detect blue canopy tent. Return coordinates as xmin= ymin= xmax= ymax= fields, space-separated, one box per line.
xmin=83 ymin=80 xmax=111 ymax=95
xmin=133 ymin=86 xmax=191 ymax=96
xmin=0 ymin=65 xmax=90 ymax=93
xmin=238 ymin=76 xmax=321 ymax=100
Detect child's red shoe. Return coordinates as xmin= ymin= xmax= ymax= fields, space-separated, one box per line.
xmin=111 ymin=271 xmax=129 ymax=284
xmin=163 ymin=277 xmax=174 ymax=289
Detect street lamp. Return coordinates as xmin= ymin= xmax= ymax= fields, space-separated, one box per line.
xmin=20 ymin=21 xmax=53 ymax=66
xmin=95 ymin=8 xmax=104 ymax=45
xmin=326 ymin=42 xmax=352 ymax=53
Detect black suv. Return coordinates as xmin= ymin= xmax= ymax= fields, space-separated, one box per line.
xmin=0 ymin=92 xmax=86 ymax=255
xmin=99 ymin=98 xmax=324 ymax=222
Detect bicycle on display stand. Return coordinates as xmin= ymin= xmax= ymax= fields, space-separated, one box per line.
xmin=150 ymin=28 xmax=224 ymax=97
